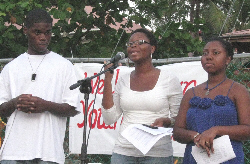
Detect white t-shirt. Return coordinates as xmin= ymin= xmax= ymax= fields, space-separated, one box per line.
xmin=0 ymin=52 xmax=80 ymax=164
xmin=101 ymin=69 xmax=183 ymax=157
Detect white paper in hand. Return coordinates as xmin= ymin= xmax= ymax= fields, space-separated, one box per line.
xmin=121 ymin=124 xmax=172 ymax=155
xmin=191 ymin=135 xmax=236 ymax=164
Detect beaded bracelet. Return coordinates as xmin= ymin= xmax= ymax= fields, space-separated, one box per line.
xmin=193 ymin=132 xmax=200 ymax=141
xmin=169 ymin=117 xmax=175 ymax=127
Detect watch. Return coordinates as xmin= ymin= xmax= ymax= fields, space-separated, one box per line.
xmin=169 ymin=117 xmax=175 ymax=127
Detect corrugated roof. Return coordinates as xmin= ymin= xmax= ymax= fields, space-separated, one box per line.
xmin=221 ymin=29 xmax=250 ymax=42
xmin=222 ymin=29 xmax=250 ymax=37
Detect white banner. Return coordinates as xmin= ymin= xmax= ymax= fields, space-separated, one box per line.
xmin=69 ymin=61 xmax=207 ymax=157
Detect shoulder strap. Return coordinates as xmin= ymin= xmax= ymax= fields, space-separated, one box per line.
xmin=227 ymin=81 xmax=235 ymax=96
xmin=192 ymin=87 xmax=196 ymax=96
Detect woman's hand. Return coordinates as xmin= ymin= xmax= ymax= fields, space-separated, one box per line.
xmin=195 ymin=127 xmax=218 ymax=157
xmin=151 ymin=117 xmax=171 ymax=127
xmin=102 ymin=61 xmax=117 ymax=109
xmin=104 ymin=61 xmax=115 ymax=79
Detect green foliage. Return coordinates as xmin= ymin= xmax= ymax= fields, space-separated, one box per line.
xmin=202 ymin=1 xmax=228 ymax=35
xmin=201 ymin=0 xmax=250 ymax=37
xmin=154 ymin=20 xmax=205 ymax=58
xmin=1 ymin=0 xmax=250 ymax=59
xmin=226 ymin=61 xmax=250 ymax=89
xmin=0 ymin=0 xmax=132 ymax=58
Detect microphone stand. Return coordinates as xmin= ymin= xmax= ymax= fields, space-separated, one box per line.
xmin=70 ymin=64 xmax=118 ymax=164
xmin=79 ymin=79 xmax=91 ymax=164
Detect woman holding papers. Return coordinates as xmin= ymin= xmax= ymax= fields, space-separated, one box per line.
xmin=173 ymin=37 xmax=250 ymax=163
xmin=101 ymin=28 xmax=183 ymax=164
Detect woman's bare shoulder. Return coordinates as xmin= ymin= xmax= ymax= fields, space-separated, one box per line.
xmin=228 ymin=79 xmax=250 ymax=101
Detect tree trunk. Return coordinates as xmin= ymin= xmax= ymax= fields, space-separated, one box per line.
xmin=190 ymin=0 xmax=195 ymax=23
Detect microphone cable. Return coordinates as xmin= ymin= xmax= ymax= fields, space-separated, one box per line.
xmin=85 ymin=64 xmax=105 ymax=149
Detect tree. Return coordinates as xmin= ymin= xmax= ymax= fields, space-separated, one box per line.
xmin=1 ymin=0 xmax=250 ymax=59
xmin=0 ymin=0 xmax=133 ymax=58
xmin=148 ymin=0 xmax=250 ymax=57
xmin=187 ymin=0 xmax=250 ymax=38
xmin=130 ymin=0 xmax=205 ymax=57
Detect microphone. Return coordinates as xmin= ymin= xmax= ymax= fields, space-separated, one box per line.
xmin=70 ymin=52 xmax=125 ymax=90
xmin=106 ymin=52 xmax=125 ymax=65
xmin=70 ymin=80 xmax=84 ymax=90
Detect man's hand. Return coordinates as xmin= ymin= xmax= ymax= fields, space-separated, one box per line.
xmin=17 ymin=94 xmax=46 ymax=114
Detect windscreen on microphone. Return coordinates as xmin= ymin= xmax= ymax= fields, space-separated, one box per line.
xmin=109 ymin=52 xmax=125 ymax=63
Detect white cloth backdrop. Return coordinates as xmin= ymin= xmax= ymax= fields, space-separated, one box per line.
xmin=69 ymin=61 xmax=207 ymax=157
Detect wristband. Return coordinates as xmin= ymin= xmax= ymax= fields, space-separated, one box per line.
xmin=193 ymin=132 xmax=200 ymax=141
xmin=169 ymin=117 xmax=175 ymax=127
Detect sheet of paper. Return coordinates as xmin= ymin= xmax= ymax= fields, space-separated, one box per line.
xmin=191 ymin=135 xmax=236 ymax=164
xmin=121 ymin=124 xmax=172 ymax=155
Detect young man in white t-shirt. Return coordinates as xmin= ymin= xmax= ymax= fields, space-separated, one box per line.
xmin=0 ymin=9 xmax=80 ymax=164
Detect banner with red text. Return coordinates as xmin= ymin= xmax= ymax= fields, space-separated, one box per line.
xmin=69 ymin=61 xmax=207 ymax=157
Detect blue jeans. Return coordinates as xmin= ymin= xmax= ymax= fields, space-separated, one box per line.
xmin=1 ymin=159 xmax=57 ymax=164
xmin=111 ymin=153 xmax=174 ymax=164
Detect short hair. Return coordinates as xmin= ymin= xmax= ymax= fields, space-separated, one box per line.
xmin=24 ymin=9 xmax=53 ymax=28
xmin=131 ymin=28 xmax=157 ymax=54
xmin=206 ymin=37 xmax=234 ymax=60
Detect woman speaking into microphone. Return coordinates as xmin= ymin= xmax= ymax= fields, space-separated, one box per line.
xmin=101 ymin=28 xmax=183 ymax=164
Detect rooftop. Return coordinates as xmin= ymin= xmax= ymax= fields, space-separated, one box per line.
xmin=221 ymin=29 xmax=250 ymax=42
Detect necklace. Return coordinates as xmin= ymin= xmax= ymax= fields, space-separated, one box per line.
xmin=205 ymin=77 xmax=227 ymax=95
xmin=27 ymin=54 xmax=47 ymax=82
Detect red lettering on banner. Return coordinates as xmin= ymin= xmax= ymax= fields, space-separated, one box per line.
xmin=91 ymin=75 xmax=100 ymax=94
xmin=97 ymin=79 xmax=104 ymax=94
xmin=112 ymin=69 xmax=120 ymax=94
xmin=84 ymin=72 xmax=87 ymax=78
xmin=77 ymin=99 xmax=118 ymax=130
xmin=83 ymin=69 xmax=120 ymax=95
xmin=171 ymin=135 xmax=175 ymax=141
xmin=115 ymin=69 xmax=120 ymax=85
xmin=181 ymin=80 xmax=197 ymax=95
xmin=77 ymin=100 xmax=93 ymax=128
xmin=89 ymin=108 xmax=98 ymax=129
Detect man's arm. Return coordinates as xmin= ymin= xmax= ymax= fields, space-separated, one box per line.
xmin=0 ymin=98 xmax=17 ymax=117
xmin=0 ymin=94 xmax=79 ymax=117
xmin=41 ymin=101 xmax=79 ymax=117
